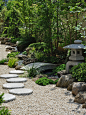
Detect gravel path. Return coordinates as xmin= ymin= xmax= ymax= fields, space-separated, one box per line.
xmin=0 ymin=43 xmax=86 ymax=115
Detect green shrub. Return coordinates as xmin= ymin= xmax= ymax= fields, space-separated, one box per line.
xmin=52 ymin=64 xmax=66 ymax=75
xmin=8 ymin=58 xmax=18 ymax=68
xmin=7 ymin=52 xmax=20 ymax=58
xmin=69 ymin=63 xmax=86 ymax=82
xmin=35 ymin=77 xmax=59 ymax=86
xmin=27 ymin=66 xmax=39 ymax=78
xmin=0 ymin=58 xmax=8 ymax=64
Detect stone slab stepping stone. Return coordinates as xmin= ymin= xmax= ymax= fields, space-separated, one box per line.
xmin=21 ymin=62 xmax=57 ymax=72
xmin=9 ymin=70 xmax=24 ymax=74
xmin=2 ymin=93 xmax=16 ymax=102
xmin=9 ymin=88 xmax=33 ymax=95
xmin=3 ymin=83 xmax=24 ymax=89
xmin=0 ymin=74 xmax=18 ymax=79
xmin=6 ymin=78 xmax=27 ymax=83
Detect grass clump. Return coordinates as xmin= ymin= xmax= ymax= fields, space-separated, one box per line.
xmin=27 ymin=66 xmax=39 ymax=78
xmin=0 ymin=58 xmax=8 ymax=64
xmin=8 ymin=58 xmax=18 ymax=68
xmin=0 ymin=93 xmax=11 ymax=115
xmin=35 ymin=77 xmax=59 ymax=86
xmin=69 ymin=63 xmax=86 ymax=82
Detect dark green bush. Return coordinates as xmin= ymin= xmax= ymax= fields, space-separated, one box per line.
xmin=35 ymin=77 xmax=59 ymax=86
xmin=0 ymin=58 xmax=8 ymax=64
xmin=7 ymin=52 xmax=20 ymax=58
xmin=69 ymin=63 xmax=86 ymax=82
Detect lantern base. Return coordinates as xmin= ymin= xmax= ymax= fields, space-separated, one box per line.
xmin=66 ymin=61 xmax=83 ymax=73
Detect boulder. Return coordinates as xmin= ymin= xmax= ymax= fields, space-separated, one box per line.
xmin=16 ymin=55 xmax=27 ymax=60
xmin=56 ymin=74 xmax=75 ymax=88
xmin=5 ymin=42 xmax=11 ymax=45
xmin=23 ymin=58 xmax=37 ymax=65
xmin=5 ymin=46 xmax=15 ymax=51
xmin=1 ymin=40 xmax=5 ymax=44
xmin=25 ymin=47 xmax=33 ymax=53
xmin=57 ymin=70 xmax=67 ymax=77
xmin=32 ymin=74 xmax=48 ymax=82
xmin=4 ymin=38 xmax=9 ymax=41
xmin=67 ymin=83 xmax=73 ymax=91
xmin=74 ymin=91 xmax=86 ymax=104
xmin=0 ymin=37 xmax=4 ymax=40
xmin=72 ymin=82 xmax=86 ymax=96
xmin=82 ymin=102 xmax=86 ymax=108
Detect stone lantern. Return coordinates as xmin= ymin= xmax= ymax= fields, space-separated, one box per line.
xmin=63 ymin=40 xmax=86 ymax=73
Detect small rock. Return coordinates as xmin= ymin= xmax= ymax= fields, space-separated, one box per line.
xmin=72 ymin=82 xmax=86 ymax=96
xmin=15 ymin=65 xmax=23 ymax=70
xmin=4 ymin=62 xmax=8 ymax=65
xmin=74 ymin=91 xmax=86 ymax=104
xmin=57 ymin=70 xmax=67 ymax=77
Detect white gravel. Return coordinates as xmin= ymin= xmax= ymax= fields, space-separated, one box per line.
xmin=0 ymin=44 xmax=86 ymax=115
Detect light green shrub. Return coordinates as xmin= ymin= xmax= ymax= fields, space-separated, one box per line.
xmin=8 ymin=58 xmax=18 ymax=68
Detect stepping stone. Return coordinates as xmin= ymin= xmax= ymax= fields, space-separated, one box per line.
xmin=6 ymin=78 xmax=27 ymax=83
xmin=0 ymin=74 xmax=18 ymax=79
xmin=2 ymin=93 xmax=16 ymax=102
xmin=9 ymin=70 xmax=24 ymax=74
xmin=9 ymin=88 xmax=33 ymax=95
xmin=3 ymin=83 xmax=24 ymax=89
xmin=21 ymin=62 xmax=57 ymax=72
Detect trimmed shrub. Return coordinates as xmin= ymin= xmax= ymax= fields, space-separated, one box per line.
xmin=35 ymin=77 xmax=59 ymax=86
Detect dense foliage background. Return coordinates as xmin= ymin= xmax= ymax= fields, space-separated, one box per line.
xmin=0 ymin=0 xmax=86 ymax=56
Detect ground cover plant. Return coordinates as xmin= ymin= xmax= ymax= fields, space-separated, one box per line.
xmin=8 ymin=58 xmax=18 ymax=68
xmin=35 ymin=77 xmax=59 ymax=86
xmin=69 ymin=63 xmax=86 ymax=82
xmin=0 ymin=58 xmax=8 ymax=64
xmin=7 ymin=52 xmax=20 ymax=58
xmin=0 ymin=93 xmax=11 ymax=115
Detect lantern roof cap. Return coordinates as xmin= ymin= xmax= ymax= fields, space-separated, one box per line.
xmin=63 ymin=40 xmax=86 ymax=49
